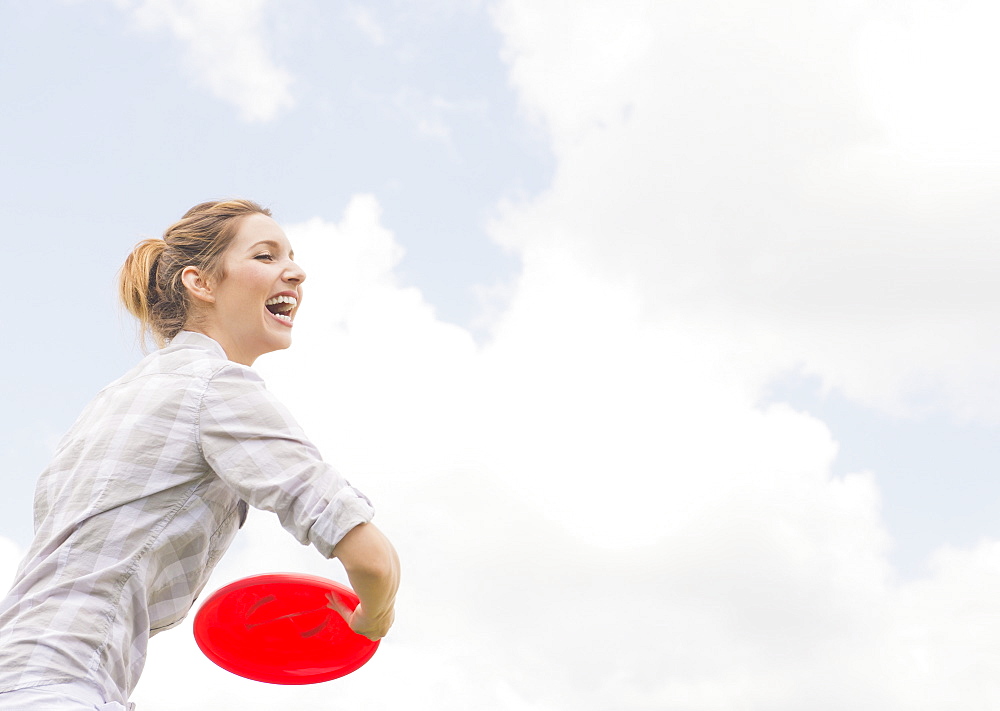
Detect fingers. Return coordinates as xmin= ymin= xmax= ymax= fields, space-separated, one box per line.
xmin=325 ymin=592 xmax=355 ymax=622
xmin=325 ymin=591 xmax=394 ymax=641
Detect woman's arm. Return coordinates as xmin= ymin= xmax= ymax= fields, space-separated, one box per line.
xmin=197 ymin=365 xmax=398 ymax=638
xmin=328 ymin=522 xmax=400 ymax=640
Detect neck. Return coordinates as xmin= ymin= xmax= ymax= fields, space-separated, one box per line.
xmin=183 ymin=325 xmax=256 ymax=366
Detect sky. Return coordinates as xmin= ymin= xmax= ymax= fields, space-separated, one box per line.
xmin=3 ymin=0 xmax=1000 ymax=708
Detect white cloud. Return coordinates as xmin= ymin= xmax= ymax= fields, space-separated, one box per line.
xmin=491 ymin=0 xmax=1000 ymax=424
xmin=69 ymin=1 xmax=1000 ymax=708
xmin=109 ymin=0 xmax=294 ymax=121
xmin=389 ymin=88 xmax=488 ymax=144
xmin=348 ymin=4 xmax=387 ymax=46
xmin=125 ymin=188 xmax=986 ymax=708
xmin=891 ymin=541 xmax=1000 ymax=706
xmin=854 ymin=0 xmax=1000 ymax=160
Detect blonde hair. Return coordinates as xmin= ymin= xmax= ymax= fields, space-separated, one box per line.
xmin=119 ymin=199 xmax=272 ymax=349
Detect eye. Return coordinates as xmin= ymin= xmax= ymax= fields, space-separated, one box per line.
xmin=254 ymin=253 xmax=275 ymax=261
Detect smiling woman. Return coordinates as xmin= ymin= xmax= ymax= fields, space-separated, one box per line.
xmin=117 ymin=200 xmax=298 ymax=361
xmin=0 ymin=200 xmax=400 ymax=710
xmin=173 ymin=210 xmax=306 ymax=366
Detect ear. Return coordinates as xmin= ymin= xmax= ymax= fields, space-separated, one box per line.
xmin=181 ymin=266 xmax=216 ymax=304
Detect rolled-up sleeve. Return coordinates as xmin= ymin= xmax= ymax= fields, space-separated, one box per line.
xmin=197 ymin=364 xmax=374 ymax=558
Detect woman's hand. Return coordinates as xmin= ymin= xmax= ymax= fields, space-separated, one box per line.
xmin=326 ymin=594 xmax=395 ymax=641
xmin=329 ymin=523 xmax=400 ymax=641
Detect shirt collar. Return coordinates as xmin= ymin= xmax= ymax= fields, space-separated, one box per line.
xmin=167 ymin=330 xmax=230 ymax=360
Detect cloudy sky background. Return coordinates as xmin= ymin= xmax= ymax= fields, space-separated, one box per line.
xmin=3 ymin=0 xmax=1000 ymax=708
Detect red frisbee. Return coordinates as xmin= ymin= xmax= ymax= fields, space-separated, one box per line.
xmin=193 ymin=573 xmax=379 ymax=684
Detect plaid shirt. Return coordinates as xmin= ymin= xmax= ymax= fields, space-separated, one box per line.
xmin=0 ymin=331 xmax=374 ymax=705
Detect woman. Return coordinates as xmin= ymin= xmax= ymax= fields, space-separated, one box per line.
xmin=0 ymin=200 xmax=400 ymax=710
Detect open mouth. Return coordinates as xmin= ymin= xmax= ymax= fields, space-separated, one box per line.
xmin=265 ymin=295 xmax=297 ymax=324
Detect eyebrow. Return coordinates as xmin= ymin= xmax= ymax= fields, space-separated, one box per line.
xmin=248 ymin=240 xmax=294 ymax=260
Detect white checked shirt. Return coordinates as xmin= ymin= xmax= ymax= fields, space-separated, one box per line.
xmin=0 ymin=331 xmax=374 ymax=706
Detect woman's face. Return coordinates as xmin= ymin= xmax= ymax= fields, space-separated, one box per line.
xmin=192 ymin=213 xmax=306 ymax=365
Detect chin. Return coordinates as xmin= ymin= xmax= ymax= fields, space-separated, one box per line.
xmin=268 ymin=334 xmax=294 ymax=353
xmin=245 ymin=335 xmax=293 ymax=362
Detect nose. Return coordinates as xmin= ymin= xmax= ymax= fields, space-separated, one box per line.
xmin=284 ymin=259 xmax=306 ymax=284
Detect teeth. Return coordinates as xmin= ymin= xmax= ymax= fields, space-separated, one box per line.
xmin=265 ymin=295 xmax=298 ymax=307
xmin=265 ymin=294 xmax=297 ymax=321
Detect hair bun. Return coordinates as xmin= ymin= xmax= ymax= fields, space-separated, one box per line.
xmin=118 ymin=239 xmax=167 ymax=346
xmin=118 ymin=199 xmax=270 ymax=351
